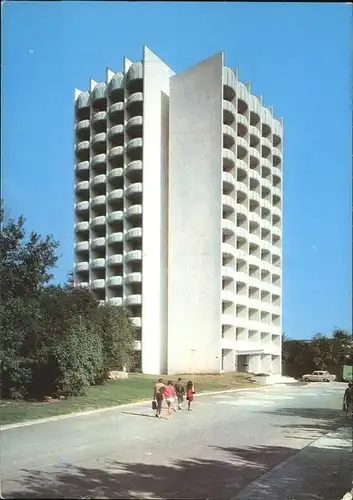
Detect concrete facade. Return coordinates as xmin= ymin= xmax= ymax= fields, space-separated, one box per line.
xmin=167 ymin=54 xmax=224 ymax=374
xmin=73 ymin=46 xmax=283 ymax=376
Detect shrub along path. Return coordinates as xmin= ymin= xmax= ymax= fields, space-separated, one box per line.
xmin=0 ymin=372 xmax=254 ymax=426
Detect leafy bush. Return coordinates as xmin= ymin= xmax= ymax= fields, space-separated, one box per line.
xmin=0 ymin=296 xmax=43 ymax=399
xmin=93 ymin=304 xmax=137 ymax=376
xmin=0 ymin=200 xmax=137 ymax=400
xmin=52 ymin=318 xmax=105 ymax=397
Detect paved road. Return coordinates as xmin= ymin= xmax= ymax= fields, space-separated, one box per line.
xmin=1 ymin=382 xmax=351 ymax=499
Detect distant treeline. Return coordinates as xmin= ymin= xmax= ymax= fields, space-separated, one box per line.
xmin=282 ymin=330 xmax=353 ymax=380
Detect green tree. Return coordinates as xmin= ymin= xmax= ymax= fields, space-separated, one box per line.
xmin=93 ymin=304 xmax=137 ymax=376
xmin=282 ymin=328 xmax=353 ymax=379
xmin=0 ymin=296 xmax=43 ymax=398
xmin=51 ymin=316 xmax=104 ymax=397
xmin=0 ymin=201 xmax=60 ymax=398
xmin=31 ymin=284 xmax=103 ymax=398
xmin=282 ymin=337 xmax=316 ymax=378
xmin=0 ymin=201 xmax=59 ymax=303
xmin=39 ymin=283 xmax=98 ymax=329
xmin=331 ymin=328 xmax=353 ymax=364
xmin=310 ymin=333 xmax=332 ymax=370
xmin=0 ymin=201 xmax=156 ymax=399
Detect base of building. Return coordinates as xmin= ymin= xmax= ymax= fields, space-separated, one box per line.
xmin=252 ymin=374 xmax=298 ymax=385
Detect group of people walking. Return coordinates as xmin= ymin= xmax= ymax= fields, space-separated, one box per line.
xmin=153 ymin=377 xmax=195 ymax=419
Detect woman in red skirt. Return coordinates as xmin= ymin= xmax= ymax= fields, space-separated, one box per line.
xmin=186 ymin=380 xmax=194 ymax=411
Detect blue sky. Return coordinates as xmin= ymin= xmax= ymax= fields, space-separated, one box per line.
xmin=2 ymin=2 xmax=351 ymax=339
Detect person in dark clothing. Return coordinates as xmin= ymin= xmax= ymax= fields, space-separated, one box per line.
xmin=174 ymin=377 xmax=185 ymax=410
xmin=153 ymin=378 xmax=165 ymax=418
xmin=343 ymin=382 xmax=353 ymax=417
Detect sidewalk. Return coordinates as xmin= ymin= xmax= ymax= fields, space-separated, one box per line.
xmin=234 ymin=425 xmax=353 ymax=500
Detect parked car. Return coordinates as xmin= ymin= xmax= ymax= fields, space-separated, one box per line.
xmin=302 ymin=371 xmax=336 ymax=382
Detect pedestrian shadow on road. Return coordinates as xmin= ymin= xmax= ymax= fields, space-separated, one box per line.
xmin=120 ymin=411 xmax=156 ymax=419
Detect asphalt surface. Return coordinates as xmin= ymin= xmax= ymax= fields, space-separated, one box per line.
xmin=1 ymin=382 xmax=351 ymax=499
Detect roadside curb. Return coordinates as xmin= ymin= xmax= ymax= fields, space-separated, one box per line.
xmin=232 ymin=430 xmax=325 ymax=499
xmin=0 ymin=398 xmax=152 ymax=431
xmin=0 ymin=383 xmax=272 ymax=431
xmin=341 ymin=491 xmax=353 ymax=500
xmin=232 ymin=427 xmax=352 ymax=499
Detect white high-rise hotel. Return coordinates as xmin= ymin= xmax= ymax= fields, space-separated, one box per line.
xmin=74 ymin=46 xmax=283 ymax=376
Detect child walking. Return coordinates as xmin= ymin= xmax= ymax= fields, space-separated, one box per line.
xmin=186 ymin=380 xmax=195 ymax=411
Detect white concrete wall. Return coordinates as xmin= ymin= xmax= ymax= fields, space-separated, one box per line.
xmin=141 ymin=47 xmax=175 ymax=374
xmin=248 ymin=354 xmax=261 ymax=373
xmin=167 ymin=53 xmax=224 ymax=375
xmin=262 ymin=354 xmax=272 ymax=373
xmin=159 ymin=90 xmax=170 ymax=374
xmin=222 ymin=349 xmax=235 ymax=372
xmin=279 ymin=119 xmax=284 ymax=375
